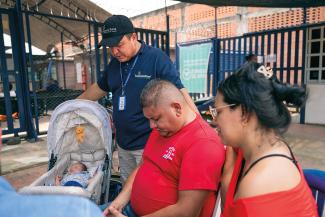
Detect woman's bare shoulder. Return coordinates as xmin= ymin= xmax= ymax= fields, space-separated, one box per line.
xmin=235 ymin=156 xmax=301 ymax=200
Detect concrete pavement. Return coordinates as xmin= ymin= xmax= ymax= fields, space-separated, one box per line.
xmin=1 ymin=123 xmax=325 ymax=190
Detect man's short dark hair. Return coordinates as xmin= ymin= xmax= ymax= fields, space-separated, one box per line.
xmin=140 ymin=79 xmax=181 ymax=108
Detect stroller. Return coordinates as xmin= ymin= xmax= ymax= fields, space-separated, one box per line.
xmin=19 ymin=99 xmax=113 ymax=204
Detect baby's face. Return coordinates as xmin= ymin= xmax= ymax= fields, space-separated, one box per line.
xmin=68 ymin=163 xmax=84 ymax=174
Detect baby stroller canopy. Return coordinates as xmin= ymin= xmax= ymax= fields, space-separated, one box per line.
xmin=47 ymin=99 xmax=112 ymax=158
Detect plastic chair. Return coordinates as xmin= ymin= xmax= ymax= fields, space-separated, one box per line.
xmin=304 ymin=169 xmax=325 ymax=217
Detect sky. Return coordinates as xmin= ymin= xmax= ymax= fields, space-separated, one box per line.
xmin=89 ymin=0 xmax=180 ymax=17
xmin=3 ymin=34 xmax=46 ymax=55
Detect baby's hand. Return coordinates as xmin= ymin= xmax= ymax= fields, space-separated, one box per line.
xmin=55 ymin=175 xmax=62 ymax=185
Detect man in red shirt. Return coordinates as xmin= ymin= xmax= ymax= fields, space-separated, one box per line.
xmin=103 ymin=79 xmax=225 ymax=217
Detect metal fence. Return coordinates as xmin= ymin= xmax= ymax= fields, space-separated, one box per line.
xmin=217 ymin=25 xmax=308 ymax=87
xmin=176 ymin=22 xmax=325 ymax=124
xmin=176 ymin=23 xmax=325 ymax=97
xmin=0 ymin=6 xmax=169 ymax=137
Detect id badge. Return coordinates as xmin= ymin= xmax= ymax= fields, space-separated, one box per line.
xmin=118 ymin=96 xmax=126 ymax=111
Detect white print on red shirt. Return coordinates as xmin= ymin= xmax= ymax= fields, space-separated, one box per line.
xmin=163 ymin=146 xmax=176 ymax=160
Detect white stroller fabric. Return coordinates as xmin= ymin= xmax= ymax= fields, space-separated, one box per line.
xmin=19 ymin=99 xmax=112 ymax=204
xmin=47 ymin=99 xmax=112 ymax=158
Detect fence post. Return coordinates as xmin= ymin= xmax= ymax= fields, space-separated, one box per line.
xmin=25 ymin=12 xmax=40 ymax=134
xmin=300 ymin=26 xmax=307 ymax=124
xmin=15 ymin=0 xmax=37 ymax=140
xmin=61 ymin=32 xmax=67 ymax=89
xmin=166 ymin=15 xmax=170 ymax=56
xmin=213 ymin=38 xmax=220 ymax=96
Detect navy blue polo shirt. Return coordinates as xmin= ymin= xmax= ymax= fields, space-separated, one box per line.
xmin=97 ymin=41 xmax=183 ymax=150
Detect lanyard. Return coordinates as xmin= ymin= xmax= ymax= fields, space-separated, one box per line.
xmin=119 ymin=54 xmax=139 ymax=95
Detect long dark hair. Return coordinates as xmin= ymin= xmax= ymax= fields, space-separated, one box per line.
xmin=218 ymin=62 xmax=307 ymax=134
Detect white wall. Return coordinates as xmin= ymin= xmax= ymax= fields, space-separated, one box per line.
xmin=305 ymin=84 xmax=325 ymax=124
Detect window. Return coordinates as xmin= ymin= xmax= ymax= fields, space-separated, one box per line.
xmin=306 ymin=26 xmax=325 ymax=83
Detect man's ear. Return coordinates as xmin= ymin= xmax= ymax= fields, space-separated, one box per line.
xmin=171 ymin=102 xmax=182 ymax=117
xmin=132 ymin=32 xmax=138 ymax=40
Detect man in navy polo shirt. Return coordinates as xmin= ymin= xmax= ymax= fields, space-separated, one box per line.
xmin=78 ymin=15 xmax=198 ymax=183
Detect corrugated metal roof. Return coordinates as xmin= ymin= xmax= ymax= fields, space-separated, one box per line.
xmin=1 ymin=0 xmax=111 ymax=51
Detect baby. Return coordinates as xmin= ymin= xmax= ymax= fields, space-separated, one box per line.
xmin=55 ymin=162 xmax=90 ymax=188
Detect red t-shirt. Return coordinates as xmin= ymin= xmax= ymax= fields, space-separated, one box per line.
xmin=130 ymin=116 xmax=225 ymax=217
xmin=222 ymin=150 xmax=318 ymax=217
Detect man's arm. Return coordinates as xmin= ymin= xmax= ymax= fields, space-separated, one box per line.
xmin=220 ymin=147 xmax=237 ymax=211
xmin=143 ymin=190 xmax=210 ymax=217
xmin=180 ymin=88 xmax=200 ymax=115
xmin=77 ymin=83 xmax=107 ymax=101
xmin=104 ymin=165 xmax=141 ymax=216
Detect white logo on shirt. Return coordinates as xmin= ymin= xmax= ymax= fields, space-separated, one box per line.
xmin=163 ymin=146 xmax=175 ymax=160
xmin=135 ymin=71 xmax=151 ymax=79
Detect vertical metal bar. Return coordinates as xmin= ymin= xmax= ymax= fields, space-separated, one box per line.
xmin=214 ymin=38 xmax=221 ymax=95
xmin=176 ymin=43 xmax=180 ymax=79
xmin=300 ymin=27 xmax=307 ymax=124
xmin=61 ymin=32 xmax=67 ymax=89
xmin=88 ymin=22 xmax=94 ymax=83
xmin=93 ymin=23 xmax=100 ymax=81
xmin=9 ymin=14 xmax=22 ymax=134
xmin=140 ymin=30 xmax=144 ymax=41
xmin=161 ymin=33 xmax=165 ymax=51
xmin=0 ymin=14 xmax=14 ymax=132
xmin=25 ymin=13 xmax=39 ymax=134
xmin=261 ymin=35 xmax=265 ymax=64
xmin=145 ymin=32 xmax=149 ymax=45
xmin=227 ymin=39 xmax=231 ymax=75
xmin=267 ymin=33 xmax=271 ymax=68
xmin=232 ymin=38 xmax=236 ymax=70
xmin=249 ymin=36 xmax=253 ymax=54
xmin=243 ymin=36 xmax=247 ymax=63
xmin=254 ymin=35 xmax=259 ymax=56
xmin=287 ymin=31 xmax=292 ymax=83
xmin=156 ymin=33 xmax=160 ymax=48
xmin=151 ymin=33 xmax=155 ymax=47
xmin=301 ymin=28 xmax=307 ymax=85
xmin=274 ymin=32 xmax=278 ymax=76
xmin=166 ymin=15 xmax=170 ymax=56
xmin=14 ymin=0 xmax=37 ymax=139
xmin=267 ymin=33 xmax=271 ymax=57
xmin=294 ymin=30 xmax=300 ymax=85
xmin=237 ymin=37 xmax=242 ymax=67
xmin=221 ymin=40 xmax=226 ymax=81
xmin=280 ymin=31 xmax=285 ymax=82
xmin=214 ymin=7 xmax=218 ymax=38
xmin=207 ymin=42 xmax=211 ymax=96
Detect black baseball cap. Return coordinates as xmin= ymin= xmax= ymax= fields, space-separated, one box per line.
xmin=98 ymin=15 xmax=135 ymax=48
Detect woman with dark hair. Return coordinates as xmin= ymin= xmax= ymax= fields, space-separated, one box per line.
xmin=211 ymin=62 xmax=318 ymax=216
